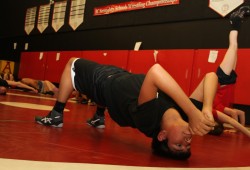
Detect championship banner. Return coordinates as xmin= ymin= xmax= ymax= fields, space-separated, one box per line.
xmin=94 ymin=0 xmax=179 ymax=16
xmin=209 ymin=0 xmax=244 ymax=17
xmin=69 ymin=0 xmax=86 ymax=30
xmin=37 ymin=4 xmax=51 ymax=33
xmin=24 ymin=7 xmax=37 ymax=35
xmin=52 ymin=1 xmax=67 ymax=32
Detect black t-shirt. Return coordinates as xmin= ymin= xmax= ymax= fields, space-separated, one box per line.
xmin=73 ymin=58 xmax=127 ymax=106
xmin=0 ymin=78 xmax=9 ymax=87
xmin=103 ymin=73 xmax=188 ymax=138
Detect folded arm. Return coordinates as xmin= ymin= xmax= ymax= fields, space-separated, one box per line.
xmin=138 ymin=64 xmax=215 ymax=136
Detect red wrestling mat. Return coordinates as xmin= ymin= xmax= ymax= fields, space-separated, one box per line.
xmin=0 ymin=90 xmax=249 ymax=169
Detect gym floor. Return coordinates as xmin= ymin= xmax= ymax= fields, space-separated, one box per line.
xmin=0 ymin=89 xmax=250 ymax=170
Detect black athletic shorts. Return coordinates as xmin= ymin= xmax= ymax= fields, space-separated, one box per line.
xmin=72 ymin=58 xmax=127 ymax=105
xmin=216 ymin=67 xmax=237 ymax=85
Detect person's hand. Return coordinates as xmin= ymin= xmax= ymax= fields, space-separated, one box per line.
xmin=202 ymin=108 xmax=215 ymax=122
xmin=188 ymin=109 xmax=215 ymax=136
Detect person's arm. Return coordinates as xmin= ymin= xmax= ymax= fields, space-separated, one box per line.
xmin=6 ymin=80 xmax=38 ymax=93
xmin=190 ymin=72 xmax=219 ymax=124
xmin=139 ymin=64 xmax=215 ymax=136
xmin=216 ymin=110 xmax=250 ymax=138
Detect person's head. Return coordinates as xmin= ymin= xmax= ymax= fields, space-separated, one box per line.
xmin=152 ymin=131 xmax=191 ymax=160
xmin=0 ymin=86 xmax=7 ymax=95
xmin=152 ymin=123 xmax=192 ymax=160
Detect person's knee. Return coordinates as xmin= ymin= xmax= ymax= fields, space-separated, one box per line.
xmin=148 ymin=64 xmax=164 ymax=75
xmin=206 ymin=72 xmax=218 ymax=80
xmin=67 ymin=57 xmax=77 ymax=66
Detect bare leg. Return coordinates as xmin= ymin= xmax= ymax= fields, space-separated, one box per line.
xmin=43 ymin=80 xmax=59 ymax=96
xmin=35 ymin=58 xmax=76 ymax=127
xmin=43 ymin=80 xmax=57 ymax=91
xmin=21 ymin=78 xmax=39 ymax=89
xmin=202 ymin=73 xmax=218 ymax=113
xmin=56 ymin=58 xmax=76 ymax=103
xmin=236 ymin=109 xmax=245 ymax=126
xmin=224 ymin=107 xmax=245 ymax=126
xmin=219 ymin=30 xmax=238 ymax=75
xmin=224 ymin=107 xmax=239 ymax=123
xmin=189 ymin=73 xmax=218 ymax=103
xmin=218 ymin=30 xmax=246 ymax=125
xmin=189 ymin=73 xmax=218 ymax=121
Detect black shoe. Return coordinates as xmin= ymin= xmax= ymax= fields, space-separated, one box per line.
xmin=86 ymin=114 xmax=105 ymax=128
xmin=230 ymin=6 xmax=250 ymax=27
xmin=35 ymin=110 xmax=63 ymax=128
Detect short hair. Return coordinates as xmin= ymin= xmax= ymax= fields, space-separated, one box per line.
xmin=208 ymin=121 xmax=224 ymax=136
xmin=151 ymin=135 xmax=191 ymax=160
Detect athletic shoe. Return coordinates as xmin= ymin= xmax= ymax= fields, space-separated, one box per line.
xmin=86 ymin=114 xmax=105 ymax=128
xmin=35 ymin=110 xmax=63 ymax=128
xmin=230 ymin=6 xmax=250 ymax=26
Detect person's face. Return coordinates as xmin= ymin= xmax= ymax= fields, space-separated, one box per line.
xmin=0 ymin=86 xmax=7 ymax=95
xmin=167 ymin=125 xmax=192 ymax=152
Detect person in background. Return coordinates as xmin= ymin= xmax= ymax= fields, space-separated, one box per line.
xmin=20 ymin=78 xmax=59 ymax=97
xmin=0 ymin=77 xmax=38 ymax=95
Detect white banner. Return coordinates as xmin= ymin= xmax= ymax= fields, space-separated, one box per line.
xmin=52 ymin=1 xmax=67 ymax=32
xmin=209 ymin=0 xmax=244 ymax=17
xmin=24 ymin=7 xmax=37 ymax=35
xmin=69 ymin=0 xmax=86 ymax=30
xmin=37 ymin=4 xmax=51 ymax=33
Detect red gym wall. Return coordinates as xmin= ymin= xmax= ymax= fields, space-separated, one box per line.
xmin=18 ymin=49 xmax=250 ymax=106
